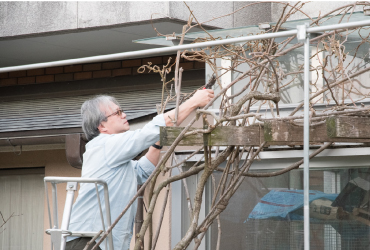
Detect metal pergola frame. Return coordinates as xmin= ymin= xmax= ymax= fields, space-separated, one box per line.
xmin=3 ymin=18 xmax=370 ymax=250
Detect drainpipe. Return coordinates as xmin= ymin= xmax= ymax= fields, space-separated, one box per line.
xmin=65 ymin=134 xmax=86 ymax=169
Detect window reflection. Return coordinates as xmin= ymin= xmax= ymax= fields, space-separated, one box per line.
xmin=210 ymin=168 xmax=370 ymax=250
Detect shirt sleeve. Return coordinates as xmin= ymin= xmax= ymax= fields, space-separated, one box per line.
xmin=135 ymin=156 xmax=156 ymax=184
xmin=104 ymin=114 xmax=166 ymax=168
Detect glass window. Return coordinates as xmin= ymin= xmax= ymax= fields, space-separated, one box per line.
xmin=208 ymin=167 xmax=370 ymax=250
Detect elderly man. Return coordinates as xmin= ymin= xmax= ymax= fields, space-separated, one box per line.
xmin=65 ymin=89 xmax=214 ymax=250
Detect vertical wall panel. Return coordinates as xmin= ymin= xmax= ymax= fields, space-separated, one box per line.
xmin=0 ymin=174 xmax=44 ymax=250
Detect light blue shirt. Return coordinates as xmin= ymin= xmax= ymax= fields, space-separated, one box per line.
xmin=67 ymin=114 xmax=165 ymax=250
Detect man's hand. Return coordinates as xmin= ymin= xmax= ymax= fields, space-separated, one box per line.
xmin=164 ymin=89 xmax=215 ymax=126
xmin=190 ymin=89 xmax=215 ymax=108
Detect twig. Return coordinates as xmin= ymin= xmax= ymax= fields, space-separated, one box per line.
xmin=83 ymin=230 xmax=103 ymax=250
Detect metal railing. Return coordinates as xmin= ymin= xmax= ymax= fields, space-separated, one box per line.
xmin=1 ymin=19 xmax=370 ymax=74
xmin=44 ymin=177 xmax=114 ymax=250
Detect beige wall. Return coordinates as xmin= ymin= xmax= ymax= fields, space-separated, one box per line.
xmin=149 ymin=171 xmax=172 ymax=250
xmin=130 ymin=170 xmax=172 ymax=250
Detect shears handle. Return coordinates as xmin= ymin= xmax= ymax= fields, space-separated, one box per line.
xmin=204 ymin=74 xmax=216 ymax=89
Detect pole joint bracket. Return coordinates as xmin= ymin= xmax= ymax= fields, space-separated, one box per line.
xmin=297 ymin=23 xmax=310 ymax=42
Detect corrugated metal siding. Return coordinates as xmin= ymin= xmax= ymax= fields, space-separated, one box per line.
xmin=0 ymin=86 xmax=197 ymax=133
xmin=0 ymin=174 xmax=44 ymax=250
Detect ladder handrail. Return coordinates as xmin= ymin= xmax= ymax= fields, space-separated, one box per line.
xmin=44 ymin=176 xmax=114 ymax=250
xmin=45 ymin=176 xmax=109 ymax=185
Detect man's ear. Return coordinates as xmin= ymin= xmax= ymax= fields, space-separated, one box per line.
xmin=98 ymin=123 xmax=108 ymax=133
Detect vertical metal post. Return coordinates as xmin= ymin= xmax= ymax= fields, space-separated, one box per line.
xmin=60 ymin=182 xmax=77 ymax=250
xmin=297 ymin=23 xmax=310 ymax=250
xmin=95 ymin=183 xmax=108 ymax=250
xmin=303 ymin=23 xmax=311 ymax=250
xmin=51 ymin=183 xmax=59 ymax=229
xmin=44 ymin=181 xmax=54 ymax=250
xmin=103 ymin=183 xmax=114 ymax=250
xmin=61 ymin=182 xmax=77 ymax=229
xmin=303 ymin=27 xmax=311 ymax=250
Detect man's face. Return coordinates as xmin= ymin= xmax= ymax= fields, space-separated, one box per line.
xmin=98 ymin=102 xmax=130 ymax=134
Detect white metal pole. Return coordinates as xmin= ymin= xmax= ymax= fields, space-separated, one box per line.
xmin=296 ymin=22 xmax=311 ymax=249
xmin=0 ymin=30 xmax=298 ymax=73
xmin=1 ymin=19 xmax=370 ymax=73
xmin=51 ymin=183 xmax=59 ymax=229
xmin=303 ymin=39 xmax=311 ymax=250
xmin=60 ymin=182 xmax=77 ymax=250
xmin=103 ymin=183 xmax=114 ymax=250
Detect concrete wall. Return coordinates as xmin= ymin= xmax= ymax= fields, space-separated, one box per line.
xmin=233 ymin=1 xmax=272 ymax=27
xmin=0 ymin=1 xmax=271 ymax=38
xmin=0 ymin=2 xmax=78 ymax=37
xmin=0 ymin=1 xmax=364 ymax=38
xmin=169 ymin=1 xmax=272 ymax=28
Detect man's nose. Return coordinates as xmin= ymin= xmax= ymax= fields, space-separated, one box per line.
xmin=121 ymin=112 xmax=126 ymax=119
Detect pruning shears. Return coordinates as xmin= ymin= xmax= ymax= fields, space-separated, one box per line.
xmin=204 ymin=74 xmax=216 ymax=89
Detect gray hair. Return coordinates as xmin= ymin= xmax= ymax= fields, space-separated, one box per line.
xmin=81 ymin=95 xmax=121 ymax=141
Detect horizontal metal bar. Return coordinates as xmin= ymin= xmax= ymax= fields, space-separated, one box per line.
xmin=1 ymin=19 xmax=370 ymax=73
xmin=307 ymin=19 xmax=370 ymax=33
xmin=0 ymin=29 xmax=297 ymax=73
xmin=44 ymin=176 xmax=107 ymax=185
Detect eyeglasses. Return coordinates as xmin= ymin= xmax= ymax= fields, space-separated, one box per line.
xmin=105 ymin=109 xmax=123 ymax=119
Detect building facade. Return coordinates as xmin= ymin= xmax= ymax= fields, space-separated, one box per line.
xmin=0 ymin=2 xmax=368 ymax=250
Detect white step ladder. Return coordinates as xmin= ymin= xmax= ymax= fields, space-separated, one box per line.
xmin=44 ymin=177 xmax=114 ymax=250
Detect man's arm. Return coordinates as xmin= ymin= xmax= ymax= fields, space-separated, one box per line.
xmin=145 ymin=89 xmax=214 ymax=166
xmin=145 ymin=142 xmax=162 ymax=166
xmin=164 ymin=89 xmax=214 ymax=126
